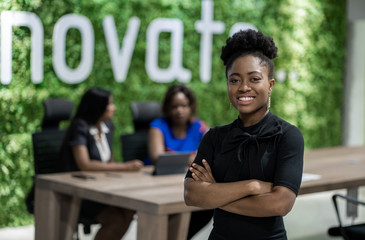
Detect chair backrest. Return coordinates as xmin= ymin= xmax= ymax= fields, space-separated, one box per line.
xmin=26 ymin=98 xmax=73 ymax=214
xmin=34 ymin=98 xmax=74 ymax=173
xmin=130 ymin=101 xmax=162 ymax=132
xmin=42 ymin=98 xmax=74 ymax=130
xmin=35 ymin=98 xmax=74 ymax=173
xmin=32 ymin=129 xmax=66 ymax=174
xmin=120 ymin=132 xmax=149 ymax=162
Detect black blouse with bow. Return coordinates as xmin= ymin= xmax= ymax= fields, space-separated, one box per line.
xmin=186 ymin=111 xmax=304 ymax=240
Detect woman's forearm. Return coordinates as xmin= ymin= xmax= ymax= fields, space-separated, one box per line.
xmin=77 ymin=160 xmax=125 ymax=171
xmin=148 ymin=128 xmax=165 ymax=164
xmin=184 ymin=178 xmax=270 ymax=209
xmin=220 ymin=186 xmax=296 ymax=217
xmin=78 ymin=160 xmax=143 ymax=171
xmin=73 ymin=145 xmax=142 ymax=171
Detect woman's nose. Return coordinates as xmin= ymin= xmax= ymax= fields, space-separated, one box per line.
xmin=238 ymin=80 xmax=251 ymax=92
xmin=111 ymin=104 xmax=116 ymax=111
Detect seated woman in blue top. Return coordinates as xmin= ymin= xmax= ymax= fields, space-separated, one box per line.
xmin=59 ymin=87 xmax=143 ymax=240
xmin=148 ymin=84 xmax=213 ymax=239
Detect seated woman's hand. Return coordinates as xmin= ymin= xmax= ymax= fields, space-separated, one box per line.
xmin=189 ymin=159 xmax=216 ymax=183
xmin=123 ymin=159 xmax=144 ymax=171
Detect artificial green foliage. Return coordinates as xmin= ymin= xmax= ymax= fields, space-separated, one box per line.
xmin=0 ymin=0 xmax=346 ymax=227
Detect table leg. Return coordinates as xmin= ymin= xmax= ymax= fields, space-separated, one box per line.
xmin=346 ymin=187 xmax=359 ymax=218
xmin=60 ymin=195 xmax=81 ymax=240
xmin=35 ymin=186 xmax=60 ymax=240
xmin=168 ymin=212 xmax=191 ymax=240
xmin=137 ymin=212 xmax=168 ymax=240
xmin=35 ymin=186 xmax=80 ymax=240
xmin=136 ymin=211 xmax=191 ymax=240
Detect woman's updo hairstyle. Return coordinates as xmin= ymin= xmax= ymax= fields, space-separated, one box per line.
xmin=220 ymin=29 xmax=278 ymax=79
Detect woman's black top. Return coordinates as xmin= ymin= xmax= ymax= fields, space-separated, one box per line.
xmin=185 ymin=112 xmax=304 ymax=240
xmin=58 ymin=119 xmax=114 ymax=219
xmin=59 ymin=119 xmax=114 ymax=172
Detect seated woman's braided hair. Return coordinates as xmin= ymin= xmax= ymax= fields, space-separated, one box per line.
xmin=220 ymin=29 xmax=278 ymax=79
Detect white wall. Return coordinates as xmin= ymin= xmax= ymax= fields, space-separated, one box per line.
xmin=343 ymin=0 xmax=365 ymax=146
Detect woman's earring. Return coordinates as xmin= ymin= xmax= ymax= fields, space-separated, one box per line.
xmin=267 ymin=95 xmax=271 ymax=109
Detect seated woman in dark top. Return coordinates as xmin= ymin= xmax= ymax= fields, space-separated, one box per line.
xmin=184 ymin=30 xmax=304 ymax=240
xmin=59 ymin=87 xmax=143 ymax=240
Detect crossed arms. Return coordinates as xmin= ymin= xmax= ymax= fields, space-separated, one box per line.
xmin=184 ymin=159 xmax=297 ymax=217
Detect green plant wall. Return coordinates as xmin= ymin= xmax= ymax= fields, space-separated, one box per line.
xmin=0 ymin=0 xmax=346 ymax=227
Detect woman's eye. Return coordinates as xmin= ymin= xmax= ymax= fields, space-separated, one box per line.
xmin=229 ymin=79 xmax=239 ymax=84
xmin=251 ymin=77 xmax=261 ymax=81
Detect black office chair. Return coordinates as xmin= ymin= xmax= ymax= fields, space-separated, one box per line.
xmin=41 ymin=98 xmax=74 ymax=129
xmin=327 ymin=194 xmax=365 ymax=240
xmin=121 ymin=132 xmax=149 ymax=162
xmin=120 ymin=101 xmax=162 ymax=164
xmin=26 ymin=98 xmax=74 ymax=214
xmin=25 ymin=98 xmax=96 ymax=239
xmin=130 ymin=101 xmax=162 ymax=132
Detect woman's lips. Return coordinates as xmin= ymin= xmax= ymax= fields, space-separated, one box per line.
xmin=237 ymin=96 xmax=255 ymax=105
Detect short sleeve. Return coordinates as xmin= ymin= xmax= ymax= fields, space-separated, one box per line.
xmin=274 ymin=125 xmax=304 ymax=195
xmin=68 ymin=119 xmax=89 ymax=146
xmin=185 ymin=128 xmax=215 ymax=179
xmin=196 ymin=119 xmax=209 ymax=135
xmin=150 ymin=117 xmax=164 ymax=130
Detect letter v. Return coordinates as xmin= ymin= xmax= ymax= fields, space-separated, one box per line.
xmin=103 ymin=16 xmax=140 ymax=82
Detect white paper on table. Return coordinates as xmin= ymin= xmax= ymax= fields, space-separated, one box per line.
xmin=302 ymin=173 xmax=321 ymax=182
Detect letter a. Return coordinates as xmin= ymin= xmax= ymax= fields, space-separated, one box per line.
xmin=146 ymin=18 xmax=191 ymax=83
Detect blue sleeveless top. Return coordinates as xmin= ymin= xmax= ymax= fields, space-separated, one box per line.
xmin=150 ymin=117 xmax=209 ymax=153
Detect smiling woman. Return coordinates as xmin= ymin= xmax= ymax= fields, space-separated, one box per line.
xmin=184 ymin=29 xmax=304 ymax=240
xmin=0 ymin=0 xmax=346 ymax=231
xmin=227 ymin=55 xmax=275 ymax=126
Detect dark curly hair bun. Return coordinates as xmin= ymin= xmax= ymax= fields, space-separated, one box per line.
xmin=220 ymin=29 xmax=278 ymax=66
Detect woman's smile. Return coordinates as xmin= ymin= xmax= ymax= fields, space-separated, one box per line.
xmin=227 ymin=55 xmax=274 ymax=126
xmin=237 ymin=96 xmax=255 ymax=105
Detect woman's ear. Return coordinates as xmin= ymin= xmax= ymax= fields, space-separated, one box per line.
xmin=269 ymin=79 xmax=275 ymax=94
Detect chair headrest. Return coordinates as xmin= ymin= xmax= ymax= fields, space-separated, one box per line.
xmin=131 ymin=101 xmax=162 ymax=132
xmin=42 ymin=98 xmax=74 ymax=129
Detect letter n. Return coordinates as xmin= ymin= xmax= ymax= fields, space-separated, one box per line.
xmin=1 ymin=11 xmax=44 ymax=85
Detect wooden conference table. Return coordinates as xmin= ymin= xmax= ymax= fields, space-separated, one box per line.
xmin=34 ymin=146 xmax=365 ymax=240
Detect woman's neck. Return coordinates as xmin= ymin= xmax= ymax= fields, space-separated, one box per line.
xmin=239 ymin=109 xmax=269 ymax=127
xmin=171 ymin=122 xmax=188 ymax=138
xmin=95 ymin=119 xmax=103 ymax=132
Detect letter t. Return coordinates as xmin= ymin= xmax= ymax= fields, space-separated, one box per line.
xmin=195 ymin=0 xmax=225 ymax=83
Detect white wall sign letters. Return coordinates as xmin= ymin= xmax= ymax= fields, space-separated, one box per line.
xmin=0 ymin=0 xmax=256 ymax=85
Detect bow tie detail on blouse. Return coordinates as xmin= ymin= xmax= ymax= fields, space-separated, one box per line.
xmin=221 ymin=116 xmax=283 ymax=182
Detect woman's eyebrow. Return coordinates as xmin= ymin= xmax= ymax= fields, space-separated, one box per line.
xmin=228 ymin=72 xmax=240 ymax=78
xmin=247 ymin=70 xmax=263 ymax=76
xmin=229 ymin=71 xmax=263 ymax=78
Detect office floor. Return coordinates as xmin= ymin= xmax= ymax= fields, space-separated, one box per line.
xmin=1 ymin=188 xmax=364 ymax=240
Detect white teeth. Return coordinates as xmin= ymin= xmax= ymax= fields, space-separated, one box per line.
xmin=239 ymin=97 xmax=254 ymax=101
